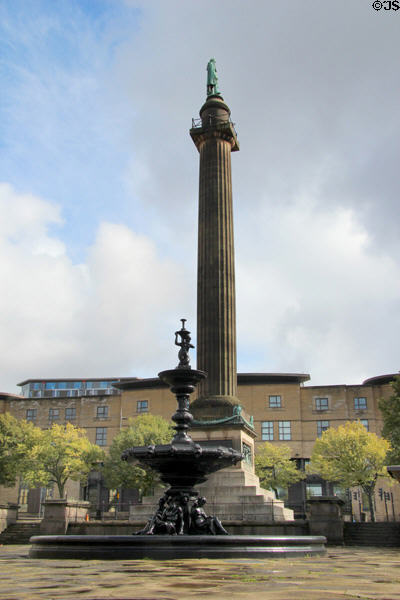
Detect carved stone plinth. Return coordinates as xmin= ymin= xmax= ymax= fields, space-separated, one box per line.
xmin=306 ymin=496 xmax=344 ymax=545
xmin=40 ymin=500 xmax=90 ymax=535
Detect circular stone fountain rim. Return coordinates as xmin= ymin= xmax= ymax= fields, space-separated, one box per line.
xmin=29 ymin=534 xmax=327 ymax=559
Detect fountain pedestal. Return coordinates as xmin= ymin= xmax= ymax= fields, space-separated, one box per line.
xmin=121 ymin=338 xmax=244 ymax=536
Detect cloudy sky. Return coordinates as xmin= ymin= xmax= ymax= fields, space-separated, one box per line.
xmin=1 ymin=0 xmax=399 ymax=393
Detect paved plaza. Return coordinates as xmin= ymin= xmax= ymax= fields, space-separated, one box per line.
xmin=0 ymin=545 xmax=399 ymax=600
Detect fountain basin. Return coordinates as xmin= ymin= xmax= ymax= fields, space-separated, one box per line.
xmin=29 ymin=534 xmax=327 ymax=559
xmin=122 ymin=442 xmax=242 ymax=488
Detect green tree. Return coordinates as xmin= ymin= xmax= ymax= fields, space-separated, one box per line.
xmin=0 ymin=413 xmax=40 ymax=486
xmin=22 ymin=423 xmax=104 ymax=498
xmin=102 ymin=414 xmax=173 ymax=496
xmin=255 ymin=442 xmax=305 ymax=497
xmin=308 ymin=421 xmax=391 ymax=521
xmin=379 ymin=375 xmax=400 ymax=464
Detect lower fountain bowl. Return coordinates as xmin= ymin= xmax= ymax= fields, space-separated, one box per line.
xmin=29 ymin=534 xmax=326 ymax=559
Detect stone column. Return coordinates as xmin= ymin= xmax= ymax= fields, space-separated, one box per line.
xmin=190 ymin=95 xmax=240 ymax=418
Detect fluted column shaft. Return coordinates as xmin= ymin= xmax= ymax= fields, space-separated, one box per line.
xmin=196 ymin=132 xmax=237 ymax=401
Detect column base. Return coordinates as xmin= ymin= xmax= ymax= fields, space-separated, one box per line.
xmin=190 ymin=395 xmax=241 ymax=421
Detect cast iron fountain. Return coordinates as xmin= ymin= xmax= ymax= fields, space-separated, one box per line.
xmin=29 ymin=321 xmax=326 ymax=559
xmin=121 ymin=319 xmax=241 ymax=536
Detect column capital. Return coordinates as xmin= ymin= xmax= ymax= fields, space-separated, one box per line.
xmin=190 ymin=123 xmax=239 ymax=152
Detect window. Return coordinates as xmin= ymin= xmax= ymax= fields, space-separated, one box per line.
xmin=66 ymin=381 xmax=82 ymax=390
xmin=295 ymin=458 xmax=310 ymax=471
xmin=30 ymin=384 xmax=42 ymax=398
xmin=65 ymin=407 xmax=76 ymax=422
xmin=96 ymin=406 xmax=109 ymax=419
xmin=269 ymin=395 xmax=282 ymax=408
xmin=306 ymin=483 xmax=322 ymax=498
xmin=137 ymin=400 xmax=148 ymax=413
xmin=315 ymin=397 xmax=329 ymax=411
xmin=29 ymin=382 xmax=42 ymax=397
xmin=19 ymin=483 xmax=30 ymax=508
xmin=333 ymin=485 xmax=348 ymax=501
xmin=55 ymin=389 xmax=68 ymax=397
xmin=44 ymin=382 xmax=56 ymax=397
xmin=359 ymin=419 xmax=369 ymax=431
xmin=261 ymin=421 xmax=274 ymax=441
xmin=317 ymin=420 xmax=330 ymax=437
xmin=279 ymin=421 xmax=291 ymax=440
xmin=48 ymin=408 xmax=59 ymax=424
xmin=26 ymin=409 xmax=37 ymax=422
xmin=87 ymin=381 xmax=110 ymax=390
xmin=55 ymin=382 xmax=67 ymax=390
xmin=354 ymin=397 xmax=367 ymax=410
xmin=95 ymin=427 xmax=107 ymax=446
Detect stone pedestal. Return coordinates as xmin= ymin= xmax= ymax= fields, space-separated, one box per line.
xmin=192 ymin=409 xmax=293 ymax=522
xmin=0 ymin=503 xmax=19 ymax=534
xmin=40 ymin=500 xmax=90 ymax=535
xmin=306 ymin=496 xmax=344 ymax=544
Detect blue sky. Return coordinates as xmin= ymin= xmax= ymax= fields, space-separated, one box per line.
xmin=1 ymin=0 xmax=142 ymax=261
xmin=1 ymin=0 xmax=399 ymax=392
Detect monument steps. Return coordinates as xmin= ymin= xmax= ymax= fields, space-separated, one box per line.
xmin=197 ymin=467 xmax=294 ymax=521
xmin=0 ymin=522 xmax=41 ymax=544
xmin=130 ymin=467 xmax=294 ymax=523
xmin=344 ymin=522 xmax=400 ymax=547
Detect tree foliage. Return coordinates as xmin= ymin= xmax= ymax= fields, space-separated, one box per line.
xmin=0 ymin=413 xmax=40 ymax=487
xmin=379 ymin=375 xmax=400 ymax=464
xmin=255 ymin=442 xmax=304 ymax=495
xmin=308 ymin=421 xmax=391 ymax=521
xmin=22 ymin=423 xmax=104 ymax=497
xmin=102 ymin=414 xmax=174 ymax=495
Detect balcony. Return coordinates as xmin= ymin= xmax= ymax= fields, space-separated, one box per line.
xmin=191 ymin=115 xmax=238 ymax=137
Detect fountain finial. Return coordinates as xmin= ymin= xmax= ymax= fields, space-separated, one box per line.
xmin=175 ymin=319 xmax=194 ymax=368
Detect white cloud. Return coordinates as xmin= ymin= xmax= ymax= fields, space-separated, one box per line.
xmin=236 ymin=196 xmax=400 ymax=384
xmin=0 ymin=183 xmax=191 ymax=392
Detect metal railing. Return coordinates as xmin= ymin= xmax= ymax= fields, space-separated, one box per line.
xmin=90 ymin=500 xmax=138 ymax=520
xmin=89 ymin=499 xmax=293 ymax=522
xmin=191 ymin=116 xmax=238 ymax=136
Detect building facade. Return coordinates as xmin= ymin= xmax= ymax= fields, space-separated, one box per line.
xmin=0 ymin=372 xmax=398 ymax=519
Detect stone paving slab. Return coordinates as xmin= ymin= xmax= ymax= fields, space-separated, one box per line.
xmin=0 ymin=545 xmax=399 ymax=600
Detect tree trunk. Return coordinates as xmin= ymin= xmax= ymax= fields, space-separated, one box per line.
xmin=57 ymin=480 xmax=65 ymax=498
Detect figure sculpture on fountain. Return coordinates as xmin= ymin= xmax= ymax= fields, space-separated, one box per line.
xmin=136 ymin=497 xmax=184 ymax=536
xmin=175 ymin=318 xmax=194 ymax=368
xmin=190 ymin=497 xmax=228 ymax=535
